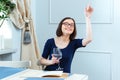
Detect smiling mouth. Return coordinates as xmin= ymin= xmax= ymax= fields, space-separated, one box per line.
xmin=65 ymin=28 xmax=73 ymax=31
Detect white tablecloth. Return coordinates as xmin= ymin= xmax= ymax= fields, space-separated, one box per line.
xmin=2 ymin=69 xmax=88 ymax=80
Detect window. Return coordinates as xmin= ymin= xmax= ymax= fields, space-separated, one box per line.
xmin=0 ymin=20 xmax=12 ymax=49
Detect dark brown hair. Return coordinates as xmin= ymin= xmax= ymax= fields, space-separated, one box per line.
xmin=56 ymin=17 xmax=77 ymax=41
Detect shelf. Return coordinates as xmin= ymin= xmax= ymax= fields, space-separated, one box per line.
xmin=0 ymin=49 xmax=16 ymax=55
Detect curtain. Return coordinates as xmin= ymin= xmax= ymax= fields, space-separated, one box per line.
xmin=9 ymin=0 xmax=41 ymax=69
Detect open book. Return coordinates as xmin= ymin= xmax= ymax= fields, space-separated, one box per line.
xmin=21 ymin=69 xmax=63 ymax=78
xmin=40 ymin=71 xmax=63 ymax=77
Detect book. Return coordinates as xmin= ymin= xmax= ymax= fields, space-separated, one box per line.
xmin=21 ymin=69 xmax=64 ymax=78
xmin=25 ymin=77 xmax=64 ymax=80
xmin=25 ymin=73 xmax=88 ymax=80
xmin=39 ymin=71 xmax=63 ymax=77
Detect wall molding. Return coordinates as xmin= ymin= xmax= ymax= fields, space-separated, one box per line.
xmin=49 ymin=0 xmax=114 ymax=24
xmin=74 ymin=50 xmax=112 ymax=80
xmin=76 ymin=50 xmax=112 ymax=54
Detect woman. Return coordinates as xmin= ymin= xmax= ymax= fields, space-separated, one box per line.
xmin=40 ymin=5 xmax=93 ymax=73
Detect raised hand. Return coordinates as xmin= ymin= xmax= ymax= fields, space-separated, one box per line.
xmin=85 ymin=4 xmax=93 ymax=18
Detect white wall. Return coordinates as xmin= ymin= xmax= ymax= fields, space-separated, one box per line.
xmin=34 ymin=0 xmax=120 ymax=80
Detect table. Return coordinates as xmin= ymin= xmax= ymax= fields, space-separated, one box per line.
xmin=0 ymin=67 xmax=24 ymax=79
xmin=0 ymin=67 xmax=88 ymax=80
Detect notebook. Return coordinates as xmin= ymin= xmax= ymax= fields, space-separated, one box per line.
xmin=25 ymin=77 xmax=64 ymax=80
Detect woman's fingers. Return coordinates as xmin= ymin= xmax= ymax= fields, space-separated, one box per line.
xmin=85 ymin=5 xmax=93 ymax=17
xmin=51 ymin=55 xmax=60 ymax=64
xmin=86 ymin=5 xmax=93 ymax=13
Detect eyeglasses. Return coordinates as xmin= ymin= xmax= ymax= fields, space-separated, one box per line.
xmin=62 ymin=22 xmax=74 ymax=27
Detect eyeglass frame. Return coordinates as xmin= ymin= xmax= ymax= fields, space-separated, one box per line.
xmin=62 ymin=22 xmax=74 ymax=27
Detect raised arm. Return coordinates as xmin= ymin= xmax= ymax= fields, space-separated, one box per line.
xmin=82 ymin=5 xmax=93 ymax=46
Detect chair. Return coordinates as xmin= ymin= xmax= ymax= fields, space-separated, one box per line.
xmin=0 ymin=61 xmax=31 ymax=68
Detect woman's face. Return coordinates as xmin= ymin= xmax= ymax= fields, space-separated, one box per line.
xmin=61 ymin=19 xmax=74 ymax=36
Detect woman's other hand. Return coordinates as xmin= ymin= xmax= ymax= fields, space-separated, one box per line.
xmin=40 ymin=56 xmax=59 ymax=66
xmin=49 ymin=54 xmax=59 ymax=65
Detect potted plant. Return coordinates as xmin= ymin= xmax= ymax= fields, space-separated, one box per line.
xmin=0 ymin=0 xmax=15 ymax=27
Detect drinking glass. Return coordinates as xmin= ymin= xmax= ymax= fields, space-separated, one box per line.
xmin=52 ymin=48 xmax=63 ymax=71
